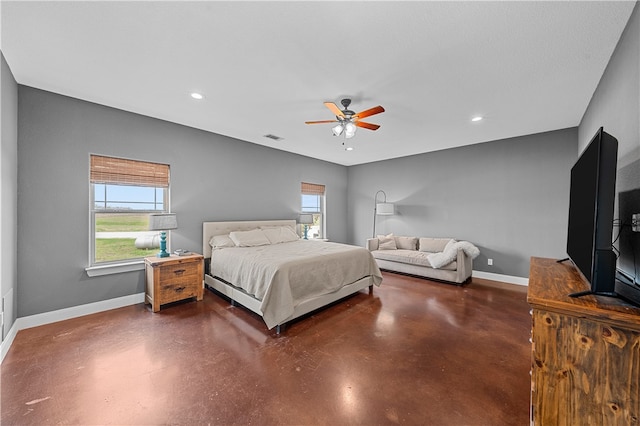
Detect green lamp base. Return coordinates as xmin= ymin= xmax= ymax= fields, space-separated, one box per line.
xmin=156 ymin=231 xmax=170 ymax=257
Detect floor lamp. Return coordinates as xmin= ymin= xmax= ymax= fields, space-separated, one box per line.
xmin=372 ymin=190 xmax=394 ymax=238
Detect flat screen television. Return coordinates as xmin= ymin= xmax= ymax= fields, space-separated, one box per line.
xmin=565 ymin=127 xmax=618 ymax=298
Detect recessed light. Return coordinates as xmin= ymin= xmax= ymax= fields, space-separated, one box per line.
xmin=190 ymin=92 xmax=204 ymax=100
xmin=471 ymin=116 xmax=483 ymax=122
xmin=345 ymin=147 xmax=354 ymax=151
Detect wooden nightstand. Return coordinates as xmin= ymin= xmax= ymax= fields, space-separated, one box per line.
xmin=144 ymin=253 xmax=204 ymax=312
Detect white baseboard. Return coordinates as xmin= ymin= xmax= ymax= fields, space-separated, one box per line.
xmin=1 ymin=292 xmax=145 ymax=364
xmin=1 ymin=321 xmax=19 ymax=363
xmin=473 ymin=270 xmax=529 ymax=286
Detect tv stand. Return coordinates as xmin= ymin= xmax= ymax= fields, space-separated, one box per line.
xmin=568 ymin=289 xmax=617 ymax=298
xmin=528 ymin=257 xmax=640 ymax=425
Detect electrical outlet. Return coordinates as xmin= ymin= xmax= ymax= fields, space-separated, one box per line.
xmin=488 ymin=258 xmax=493 ymax=266
xmin=633 ymin=213 xmax=640 ymax=232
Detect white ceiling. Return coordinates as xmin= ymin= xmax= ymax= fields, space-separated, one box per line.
xmin=1 ymin=1 xmax=636 ymax=166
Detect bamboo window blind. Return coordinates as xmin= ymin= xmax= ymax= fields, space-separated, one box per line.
xmin=90 ymin=155 xmax=169 ymax=188
xmin=301 ymin=182 xmax=325 ymax=195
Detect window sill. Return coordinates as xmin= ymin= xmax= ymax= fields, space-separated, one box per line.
xmin=85 ymin=260 xmax=145 ymax=277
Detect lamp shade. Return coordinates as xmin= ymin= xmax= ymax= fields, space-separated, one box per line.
xmin=148 ymin=213 xmax=178 ymax=231
xmin=376 ymin=203 xmax=394 ymax=215
xmin=344 ymin=122 xmax=357 ymax=139
xmin=332 ymin=124 xmax=344 ymax=136
xmin=298 ymin=214 xmax=314 ymax=225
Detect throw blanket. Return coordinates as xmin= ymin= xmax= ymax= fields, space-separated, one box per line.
xmin=427 ymin=241 xmax=480 ymax=269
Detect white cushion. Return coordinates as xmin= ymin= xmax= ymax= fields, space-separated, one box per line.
xmin=376 ymin=233 xmax=397 ymax=250
xmin=373 ymin=249 xmax=458 ymax=271
xmin=419 ymin=238 xmax=455 ymax=253
xmin=394 ymin=236 xmax=418 ymax=251
xmin=209 ymin=234 xmax=236 ymax=249
xmin=229 ymin=229 xmax=271 ymax=247
xmin=261 ymin=226 xmax=299 ymax=244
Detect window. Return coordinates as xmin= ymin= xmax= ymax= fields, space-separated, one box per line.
xmin=89 ymin=155 xmax=170 ymax=266
xmin=301 ymin=182 xmax=325 ymax=239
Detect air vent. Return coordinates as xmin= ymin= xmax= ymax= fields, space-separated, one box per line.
xmin=263 ymin=134 xmax=284 ymax=141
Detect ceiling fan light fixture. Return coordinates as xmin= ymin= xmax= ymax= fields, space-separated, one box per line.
xmin=306 ymin=99 xmax=384 ymax=142
xmin=344 ymin=121 xmax=357 ymax=138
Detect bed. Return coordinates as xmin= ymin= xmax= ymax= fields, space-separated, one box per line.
xmin=202 ymin=220 xmax=383 ymax=333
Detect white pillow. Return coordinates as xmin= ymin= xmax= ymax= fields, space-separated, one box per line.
xmin=261 ymin=226 xmax=299 ymax=244
xmin=209 ymin=234 xmax=236 ymax=249
xmin=376 ymin=233 xmax=397 ymax=250
xmin=395 ymin=236 xmax=418 ymax=251
xmin=229 ymin=229 xmax=271 ymax=247
xmin=418 ymin=238 xmax=454 ymax=253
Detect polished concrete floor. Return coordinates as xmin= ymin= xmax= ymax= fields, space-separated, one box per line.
xmin=2 ymin=272 xmax=531 ymax=425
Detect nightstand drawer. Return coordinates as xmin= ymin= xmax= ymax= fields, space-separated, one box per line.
xmin=158 ymin=280 xmax=199 ymax=305
xmin=158 ymin=262 xmax=200 ymax=283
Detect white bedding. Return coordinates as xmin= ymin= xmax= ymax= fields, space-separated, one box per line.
xmin=211 ymin=239 xmax=383 ymax=329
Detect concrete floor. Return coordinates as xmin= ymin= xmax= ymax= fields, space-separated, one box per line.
xmin=2 ymin=272 xmax=531 ymax=425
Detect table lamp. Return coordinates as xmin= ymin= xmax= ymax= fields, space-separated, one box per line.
xmin=298 ymin=214 xmax=314 ymax=240
xmin=148 ymin=213 xmax=178 ymax=258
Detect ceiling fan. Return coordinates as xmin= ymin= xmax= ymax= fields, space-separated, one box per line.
xmin=305 ymin=99 xmax=385 ymax=139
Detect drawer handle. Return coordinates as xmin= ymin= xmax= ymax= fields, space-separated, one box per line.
xmin=173 ymin=269 xmax=186 ymax=275
xmin=174 ymin=286 xmax=186 ymax=293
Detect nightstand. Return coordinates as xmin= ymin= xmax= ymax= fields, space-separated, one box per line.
xmin=144 ymin=253 xmax=204 ymax=312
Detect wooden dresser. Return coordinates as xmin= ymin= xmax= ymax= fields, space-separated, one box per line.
xmin=528 ymin=257 xmax=640 ymax=425
xmin=144 ymin=253 xmax=204 ymax=312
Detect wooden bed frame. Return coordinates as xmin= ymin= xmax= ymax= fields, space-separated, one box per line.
xmin=202 ymin=220 xmax=375 ymax=333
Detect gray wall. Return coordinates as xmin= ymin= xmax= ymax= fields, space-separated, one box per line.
xmin=347 ymin=128 xmax=578 ymax=278
xmin=17 ymin=86 xmax=348 ymax=317
xmin=579 ymin=2 xmax=639 ymax=165
xmin=579 ymin=2 xmax=640 ymax=280
xmin=1 ymin=51 xmax=18 ymax=338
xmin=13 ymin=2 xmax=639 ymax=319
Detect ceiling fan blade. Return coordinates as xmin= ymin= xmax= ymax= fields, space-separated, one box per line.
xmin=354 ymin=105 xmax=385 ymax=119
xmin=324 ymin=102 xmax=346 ymax=118
xmin=305 ymin=120 xmax=338 ymax=125
xmin=355 ymin=121 xmax=380 ymax=131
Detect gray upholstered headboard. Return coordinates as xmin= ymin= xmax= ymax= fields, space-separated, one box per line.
xmin=202 ymin=219 xmax=297 ymax=258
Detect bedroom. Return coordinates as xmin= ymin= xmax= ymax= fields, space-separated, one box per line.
xmin=1 ymin=1 xmax=640 ymax=424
